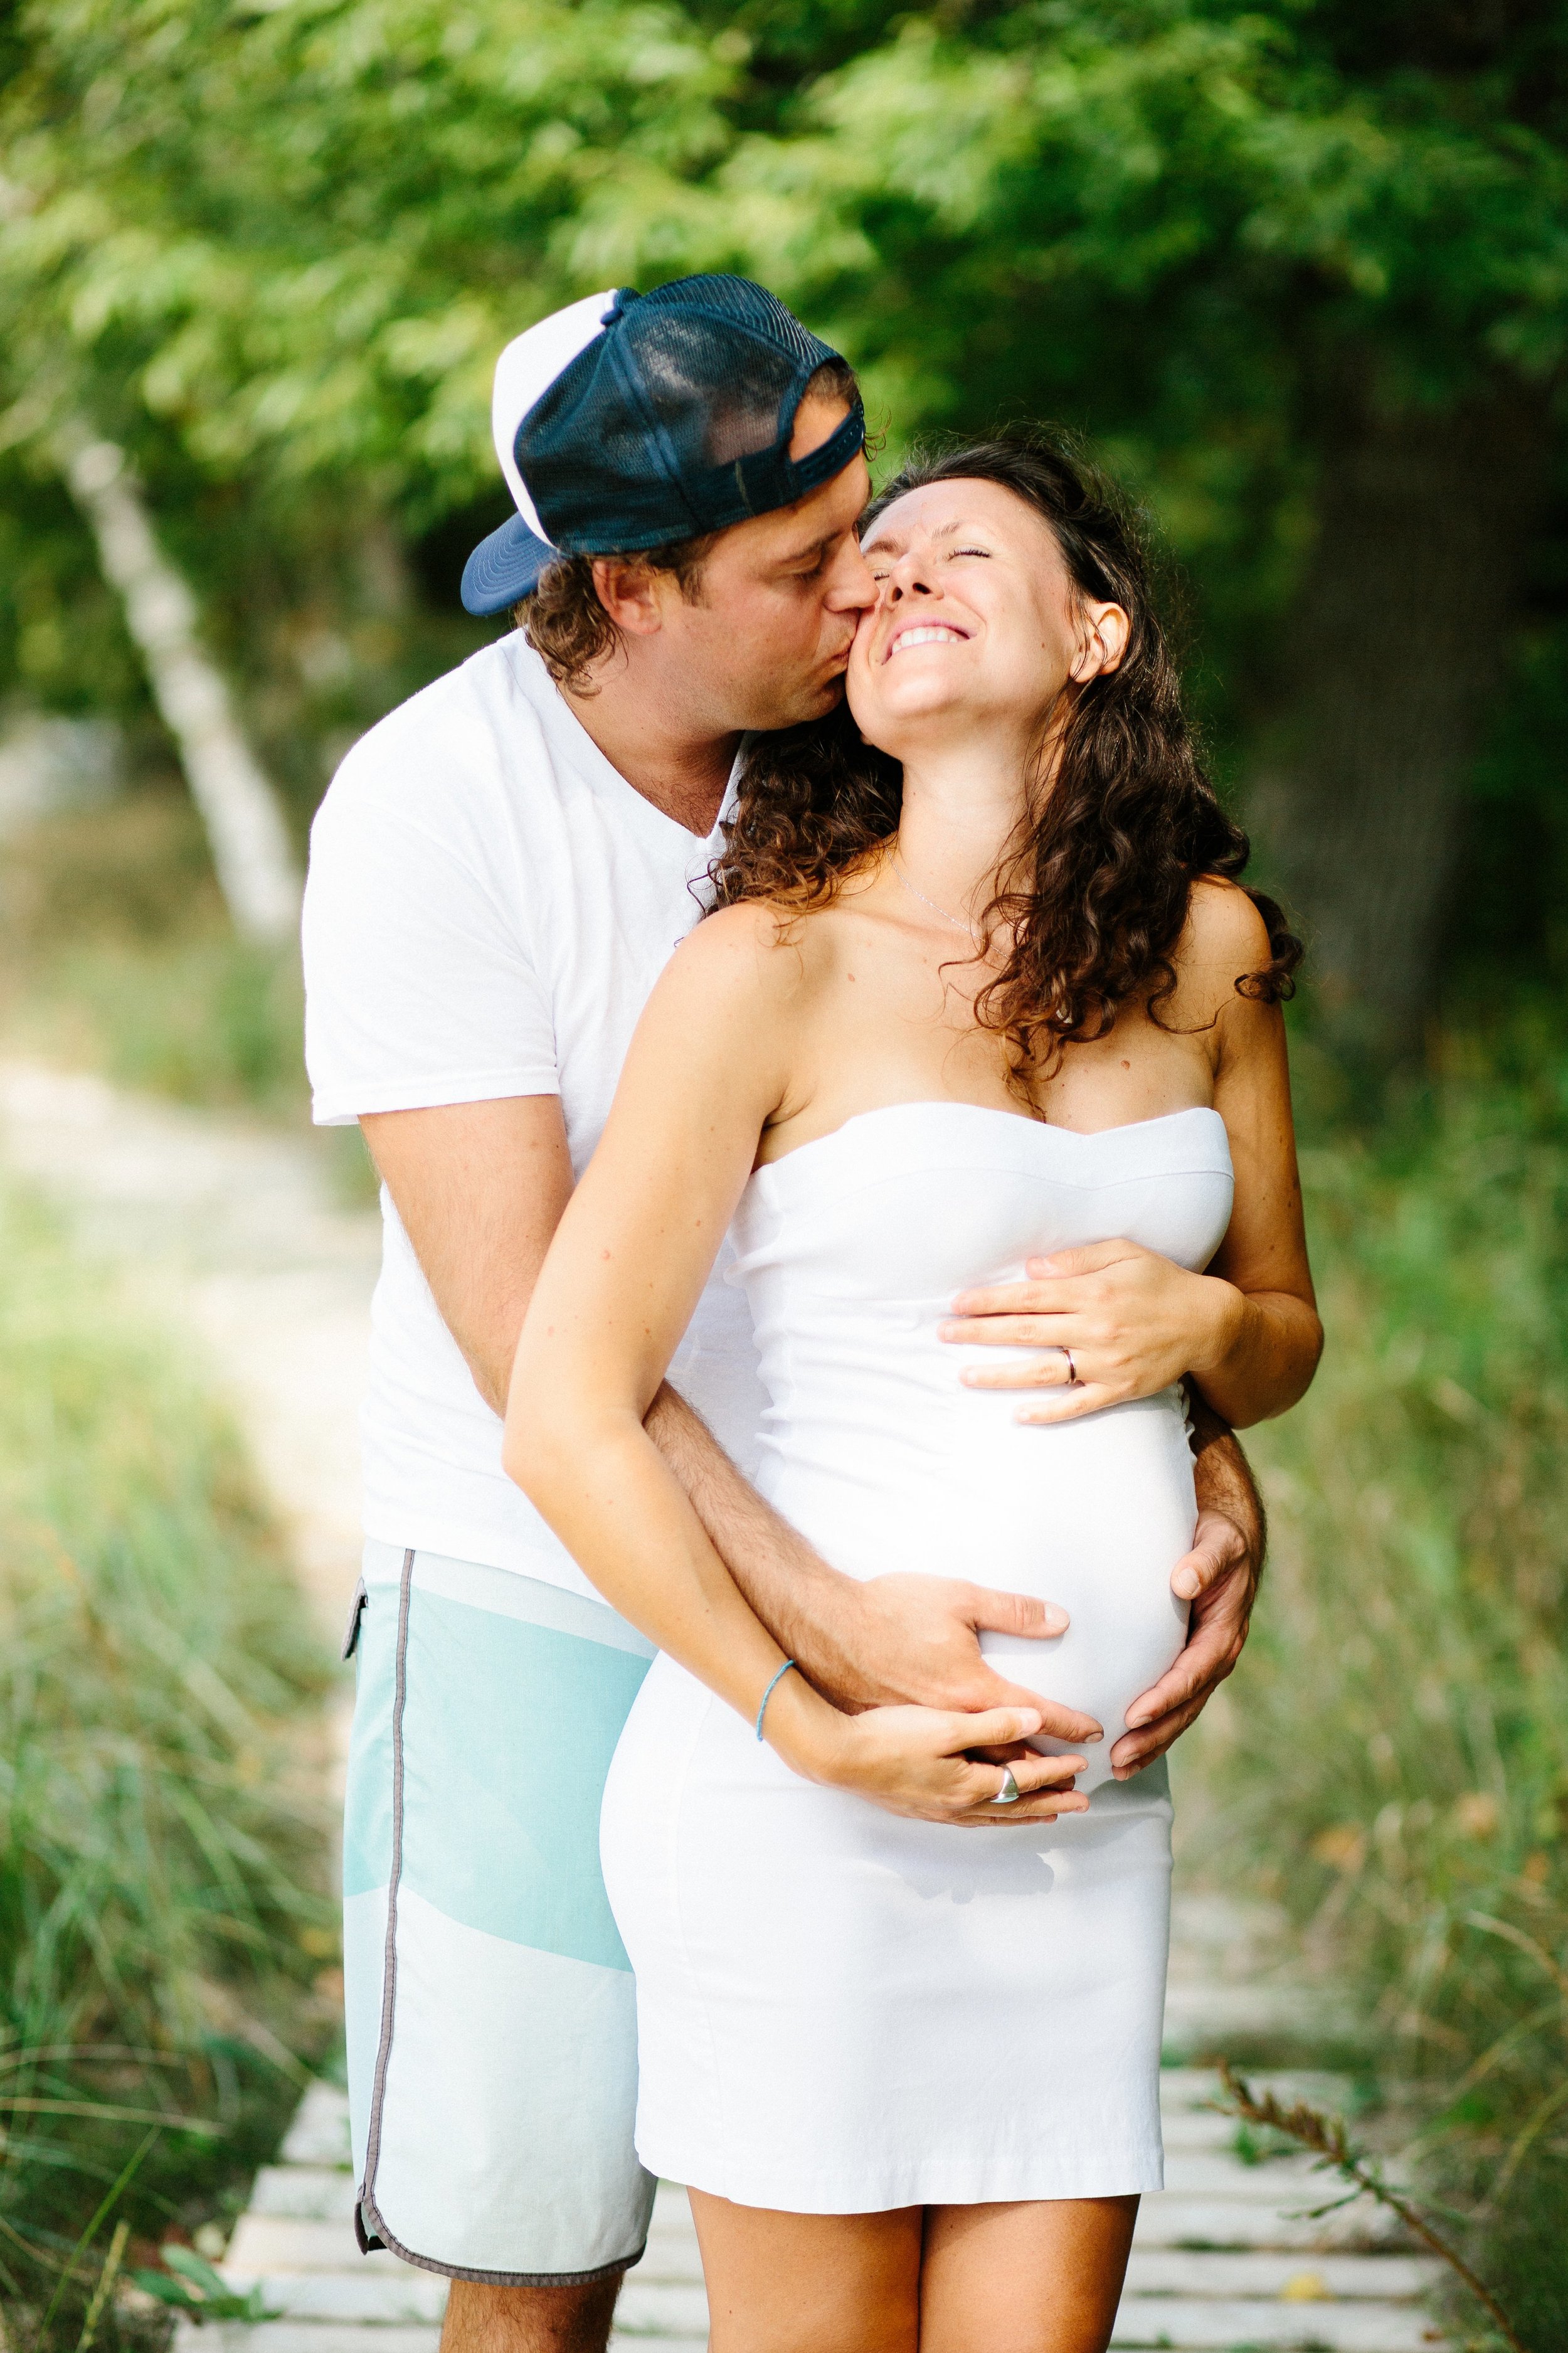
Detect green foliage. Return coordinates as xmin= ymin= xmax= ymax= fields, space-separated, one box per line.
xmin=0 ymin=0 xmax=748 ymax=513
xmin=2 ymin=0 xmax=1562 ymax=600
xmin=0 ymin=0 xmax=1562 ymax=945
xmin=129 ymin=2244 xmax=278 ymax=2325
xmin=0 ymin=1180 xmax=335 ymax=2342
xmin=1197 ymin=1019 xmax=1568 ymax=2341
xmin=8 ymin=0 xmax=1563 ymax=467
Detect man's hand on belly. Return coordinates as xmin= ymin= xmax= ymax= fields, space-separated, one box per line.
xmin=1110 ymin=1506 xmax=1256 ymax=1778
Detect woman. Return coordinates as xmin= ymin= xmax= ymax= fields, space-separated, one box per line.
xmin=506 ymin=432 xmax=1321 ymax=2352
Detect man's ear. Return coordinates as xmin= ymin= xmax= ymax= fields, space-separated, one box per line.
xmin=591 ymin=556 xmax=667 ymax=638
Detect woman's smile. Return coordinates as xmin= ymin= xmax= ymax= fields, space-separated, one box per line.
xmin=884 ymin=619 xmax=972 ymax=660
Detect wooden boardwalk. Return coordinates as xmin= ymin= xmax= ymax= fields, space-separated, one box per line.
xmin=187 ymin=2074 xmax=1446 ymax=2353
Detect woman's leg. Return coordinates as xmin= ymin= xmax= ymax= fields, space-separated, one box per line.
xmin=919 ymin=2195 xmax=1139 ymax=2353
xmin=688 ymin=2190 xmax=922 ymax=2353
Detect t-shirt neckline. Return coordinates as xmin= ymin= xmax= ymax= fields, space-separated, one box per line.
xmin=509 ymin=636 xmax=737 ymax=854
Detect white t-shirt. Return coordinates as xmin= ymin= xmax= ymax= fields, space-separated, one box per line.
xmin=302 ymin=634 xmax=766 ymax=1598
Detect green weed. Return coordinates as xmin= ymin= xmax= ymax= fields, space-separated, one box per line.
xmin=1189 ymin=1021 xmax=1568 ymax=2345
xmin=0 ymin=1179 xmax=334 ymax=2347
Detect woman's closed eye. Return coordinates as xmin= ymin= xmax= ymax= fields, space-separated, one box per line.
xmin=866 ymin=549 xmax=990 ymax=580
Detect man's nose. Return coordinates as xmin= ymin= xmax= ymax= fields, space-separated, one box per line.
xmin=828 ymin=536 xmax=879 ymax=611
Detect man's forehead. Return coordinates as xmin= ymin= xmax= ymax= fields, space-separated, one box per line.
xmin=763 ymin=454 xmax=869 ymax=559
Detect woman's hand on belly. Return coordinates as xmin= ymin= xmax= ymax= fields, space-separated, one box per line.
xmin=941 ymin=1238 xmax=1239 ymax=1422
xmin=766 ymin=1686 xmax=1089 ymax=1828
xmin=817 ymin=1570 xmax=1103 ymax=1743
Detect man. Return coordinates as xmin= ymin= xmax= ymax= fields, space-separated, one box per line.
xmin=302 ymin=276 xmax=1263 ymax=2353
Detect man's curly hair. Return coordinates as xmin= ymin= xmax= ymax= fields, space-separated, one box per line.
xmin=518 ymin=534 xmax=716 ymax=694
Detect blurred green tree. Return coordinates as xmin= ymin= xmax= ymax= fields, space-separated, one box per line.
xmin=666 ymin=0 xmax=1566 ymax=1051
xmin=1 ymin=0 xmax=1564 ymax=1044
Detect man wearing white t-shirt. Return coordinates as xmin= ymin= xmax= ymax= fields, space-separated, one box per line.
xmin=304 ymin=277 xmax=1264 ymax=2353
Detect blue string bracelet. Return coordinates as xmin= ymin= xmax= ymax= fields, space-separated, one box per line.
xmin=755 ymin=1660 xmax=797 ymax=1741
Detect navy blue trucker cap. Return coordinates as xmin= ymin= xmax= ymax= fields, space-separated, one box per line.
xmin=461 ymin=275 xmax=865 ymax=617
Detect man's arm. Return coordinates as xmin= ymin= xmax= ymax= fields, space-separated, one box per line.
xmin=363 ymin=1097 xmax=575 ymax=1416
xmin=1109 ymin=1392 xmax=1265 ymax=1779
xmin=360 ymin=1097 xmax=1099 ymax=1740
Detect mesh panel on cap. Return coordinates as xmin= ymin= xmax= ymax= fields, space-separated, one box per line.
xmin=638 ymin=322 xmax=799 ymax=469
xmin=516 ymin=274 xmax=862 ymax=555
xmin=637 ymin=279 xmax=828 ymax=465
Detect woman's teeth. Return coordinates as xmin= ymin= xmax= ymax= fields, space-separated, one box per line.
xmin=889 ymin=624 xmax=965 ymax=657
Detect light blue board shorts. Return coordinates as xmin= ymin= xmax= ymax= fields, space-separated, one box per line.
xmin=342 ymin=1539 xmax=657 ymax=2281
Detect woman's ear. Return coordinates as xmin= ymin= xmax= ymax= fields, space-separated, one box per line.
xmin=1069 ymin=602 xmax=1130 ymax=683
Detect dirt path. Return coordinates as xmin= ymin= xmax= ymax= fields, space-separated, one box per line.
xmin=0 ymin=1058 xmax=376 ymax=1647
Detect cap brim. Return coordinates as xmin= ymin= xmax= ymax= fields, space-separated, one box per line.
xmin=461 ymin=514 xmax=557 ymax=616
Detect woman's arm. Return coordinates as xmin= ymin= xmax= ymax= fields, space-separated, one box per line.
xmin=504 ymin=905 xmax=1087 ymax=1827
xmin=937 ymin=885 xmax=1322 ymax=1429
xmin=1186 ymin=959 xmax=1322 ymax=1425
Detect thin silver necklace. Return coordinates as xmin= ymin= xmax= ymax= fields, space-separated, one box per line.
xmin=892 ymin=855 xmax=980 ymax=938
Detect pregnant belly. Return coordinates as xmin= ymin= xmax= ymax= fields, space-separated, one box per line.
xmin=766 ymin=1389 xmax=1195 ymax=1794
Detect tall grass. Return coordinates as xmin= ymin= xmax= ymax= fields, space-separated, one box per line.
xmin=1191 ymin=1018 xmax=1568 ymax=2347
xmin=0 ymin=792 xmax=307 ymax=1114
xmin=0 ymin=1178 xmax=334 ymax=2347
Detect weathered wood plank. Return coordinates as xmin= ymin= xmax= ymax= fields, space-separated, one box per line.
xmin=1133 ymin=2196 xmax=1401 ymax=2249
xmin=209 ymin=2074 xmax=1448 ymax=2353
xmin=249 ymin=2168 xmax=360 ymax=2223
xmin=1123 ymin=2249 xmax=1438 ymax=2298
xmin=1109 ymin=2300 xmax=1438 ymax=2350
xmin=278 ymin=2087 xmax=354 ymax=2170
xmin=614 ymin=2284 xmax=712 ymax=2337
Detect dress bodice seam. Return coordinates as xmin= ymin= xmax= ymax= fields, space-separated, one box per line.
xmin=751 ymin=1098 xmax=1228 ymax=1190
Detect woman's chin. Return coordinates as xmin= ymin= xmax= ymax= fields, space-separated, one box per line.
xmin=845 ymin=678 xmax=982 ymax=748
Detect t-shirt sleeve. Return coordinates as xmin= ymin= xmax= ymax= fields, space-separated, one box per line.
xmin=302 ymin=781 xmax=558 ymax=1127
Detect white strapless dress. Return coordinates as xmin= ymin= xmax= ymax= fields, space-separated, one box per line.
xmin=600 ymin=1102 xmax=1235 ymax=2214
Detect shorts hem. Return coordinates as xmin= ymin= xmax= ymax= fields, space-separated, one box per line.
xmin=359 ymin=2192 xmax=645 ymax=2285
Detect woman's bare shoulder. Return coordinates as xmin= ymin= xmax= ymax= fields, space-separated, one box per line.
xmin=1167 ymin=876 xmax=1281 ymax=1044
xmin=657 ymin=898 xmax=837 ymax=1021
xmin=1182 ymin=874 xmax=1275 ymax=970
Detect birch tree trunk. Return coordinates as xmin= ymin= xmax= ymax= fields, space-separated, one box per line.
xmin=1249 ymin=385 xmax=1548 ymax=1059
xmin=58 ymin=430 xmax=302 ymax=944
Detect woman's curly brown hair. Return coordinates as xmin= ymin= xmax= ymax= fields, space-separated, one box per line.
xmin=709 ymin=428 xmax=1300 ymax=1083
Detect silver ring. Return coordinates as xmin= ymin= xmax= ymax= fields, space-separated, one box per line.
xmin=1062 ymin=1347 xmax=1078 ymax=1386
xmin=993 ymin=1765 xmax=1022 ymax=1805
